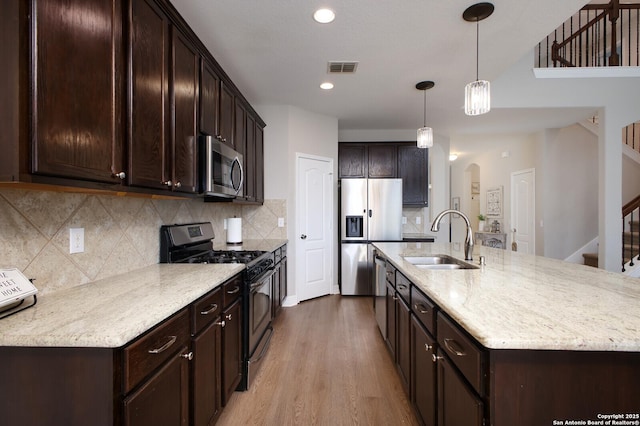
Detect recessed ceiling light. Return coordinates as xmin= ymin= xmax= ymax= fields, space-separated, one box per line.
xmin=320 ymin=82 xmax=334 ymax=90
xmin=313 ymin=8 xmax=335 ymax=24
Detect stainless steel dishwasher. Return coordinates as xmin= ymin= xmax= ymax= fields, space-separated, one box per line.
xmin=373 ymin=252 xmax=387 ymax=339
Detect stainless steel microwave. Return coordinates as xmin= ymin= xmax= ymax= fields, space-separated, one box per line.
xmin=201 ymin=136 xmax=243 ymax=198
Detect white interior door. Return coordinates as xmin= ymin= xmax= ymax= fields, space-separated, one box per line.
xmin=296 ymin=154 xmax=333 ymax=302
xmin=511 ymin=169 xmax=535 ymax=254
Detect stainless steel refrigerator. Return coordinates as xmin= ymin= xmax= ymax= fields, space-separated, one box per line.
xmin=340 ymin=178 xmax=403 ymax=295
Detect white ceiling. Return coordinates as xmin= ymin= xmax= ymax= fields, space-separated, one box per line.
xmin=170 ymin=0 xmax=592 ymax=137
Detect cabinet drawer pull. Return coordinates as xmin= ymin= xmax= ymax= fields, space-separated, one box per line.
xmin=181 ymin=351 xmax=193 ymax=360
xmin=200 ymin=303 xmax=218 ymax=315
xmin=414 ymin=303 xmax=429 ymax=314
xmin=444 ymin=338 xmax=467 ymax=357
xmin=148 ymin=335 xmax=177 ymax=354
xmin=227 ymin=286 xmax=240 ymax=295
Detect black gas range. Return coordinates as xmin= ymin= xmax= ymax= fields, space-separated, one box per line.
xmin=159 ymin=222 xmax=276 ymax=391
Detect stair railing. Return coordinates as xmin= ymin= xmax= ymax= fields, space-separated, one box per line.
xmin=536 ymin=0 xmax=640 ymax=68
xmin=621 ymin=194 xmax=640 ymax=271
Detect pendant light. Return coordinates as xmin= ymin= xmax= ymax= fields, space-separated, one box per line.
xmin=463 ymin=3 xmax=494 ymax=116
xmin=416 ymin=81 xmax=434 ymax=149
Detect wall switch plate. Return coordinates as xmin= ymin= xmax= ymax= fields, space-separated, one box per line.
xmin=416 ymin=216 xmax=421 ymax=225
xmin=402 ymin=216 xmax=407 ymax=224
xmin=69 ymin=228 xmax=84 ymax=254
xmin=277 ymin=218 xmax=285 ymax=227
xmin=223 ymin=219 xmax=227 ymax=230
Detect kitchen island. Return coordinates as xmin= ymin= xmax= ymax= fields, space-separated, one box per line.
xmin=374 ymin=241 xmax=640 ymax=426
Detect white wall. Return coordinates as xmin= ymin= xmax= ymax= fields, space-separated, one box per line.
xmin=540 ymin=125 xmax=598 ymax=260
xmin=255 ymin=105 xmax=339 ymax=302
xmin=450 ymin=133 xmax=537 ymax=248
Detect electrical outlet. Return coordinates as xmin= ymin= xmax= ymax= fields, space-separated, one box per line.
xmin=416 ymin=216 xmax=421 ymax=225
xmin=402 ymin=216 xmax=407 ymax=224
xmin=223 ymin=219 xmax=227 ymax=230
xmin=277 ymin=218 xmax=285 ymax=227
xmin=69 ymin=228 xmax=84 ymax=254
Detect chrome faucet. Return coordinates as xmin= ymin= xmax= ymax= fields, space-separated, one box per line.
xmin=430 ymin=209 xmax=474 ymax=261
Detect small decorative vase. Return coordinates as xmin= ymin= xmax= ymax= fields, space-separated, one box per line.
xmin=478 ymin=221 xmax=485 ymax=232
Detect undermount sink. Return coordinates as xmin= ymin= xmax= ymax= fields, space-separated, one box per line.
xmin=402 ymin=255 xmax=479 ymax=270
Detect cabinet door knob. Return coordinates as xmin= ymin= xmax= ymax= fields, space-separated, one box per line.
xmin=432 ymin=354 xmax=444 ymax=363
xmin=225 ymin=313 xmax=233 ymax=321
xmin=424 ymin=343 xmax=433 ymax=352
xmin=162 ymin=180 xmax=173 ymax=187
xmin=113 ymin=171 xmax=126 ymax=180
xmin=301 ymin=234 xmax=307 ymax=240
xmin=215 ymin=320 xmax=226 ymax=328
xmin=174 ymin=181 xmax=182 ymax=188
xmin=181 ymin=351 xmax=193 ymax=361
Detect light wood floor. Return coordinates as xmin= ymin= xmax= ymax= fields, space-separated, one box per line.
xmin=217 ymin=295 xmax=418 ymax=425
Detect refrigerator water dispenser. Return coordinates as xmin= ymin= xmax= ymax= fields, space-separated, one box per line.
xmin=345 ymin=216 xmax=364 ymax=238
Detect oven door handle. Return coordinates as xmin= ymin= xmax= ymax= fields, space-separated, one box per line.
xmin=249 ymin=267 xmax=276 ymax=291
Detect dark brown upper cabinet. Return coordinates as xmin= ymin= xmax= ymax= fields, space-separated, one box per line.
xmin=339 ymin=142 xmax=428 ymax=206
xmin=338 ymin=144 xmax=367 ymax=178
xmin=398 ymin=144 xmax=428 ymax=206
xmin=218 ymin=82 xmax=235 ymax=149
xmin=29 ymin=0 xmax=125 ymax=184
xmin=200 ymin=60 xmax=219 ymax=137
xmin=128 ymin=0 xmax=171 ymax=190
xmin=367 ymin=144 xmax=397 ymax=178
xmin=128 ymin=0 xmax=198 ymax=193
xmin=171 ymin=28 xmax=199 ymax=193
xmin=244 ymin=113 xmax=257 ymax=202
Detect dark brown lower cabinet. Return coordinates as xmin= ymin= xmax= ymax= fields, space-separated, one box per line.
xmin=411 ymin=315 xmax=436 ymax=426
xmin=191 ymin=321 xmax=222 ymax=426
xmin=386 ymin=282 xmax=397 ymax=357
xmin=123 ymin=344 xmax=190 ymax=426
xmin=436 ymin=350 xmax=484 ymax=426
xmin=222 ymin=297 xmax=243 ymax=405
xmin=396 ymin=295 xmax=411 ymax=395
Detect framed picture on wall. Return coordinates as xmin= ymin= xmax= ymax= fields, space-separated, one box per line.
xmin=486 ymin=186 xmax=503 ymax=218
xmin=471 ymin=182 xmax=480 ymax=194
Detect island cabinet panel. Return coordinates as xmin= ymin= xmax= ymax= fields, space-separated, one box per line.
xmin=437 ymin=350 xmax=484 ymax=426
xmin=30 ymin=0 xmax=125 ymax=184
xmin=128 ymin=0 xmax=171 ymax=190
xmin=489 ymin=350 xmax=640 ymax=425
xmin=411 ymin=315 xmax=436 ymax=426
xmin=398 ymin=145 xmax=428 ymax=206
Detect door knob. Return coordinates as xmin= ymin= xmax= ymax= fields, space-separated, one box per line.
xmin=301 ymin=234 xmax=307 ymax=239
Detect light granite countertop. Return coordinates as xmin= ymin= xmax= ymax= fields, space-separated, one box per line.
xmin=374 ymin=242 xmax=640 ymax=352
xmin=0 ymin=239 xmax=288 ymax=348
xmin=0 ymin=264 xmax=244 ymax=348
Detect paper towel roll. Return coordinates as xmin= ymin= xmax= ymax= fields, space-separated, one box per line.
xmin=227 ymin=218 xmax=242 ymax=244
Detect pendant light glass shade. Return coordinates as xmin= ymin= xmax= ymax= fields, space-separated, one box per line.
xmin=415 ymin=80 xmax=435 ymax=149
xmin=463 ymin=3 xmax=494 ymax=116
xmin=464 ymin=79 xmax=490 ymax=116
xmin=417 ymin=126 xmax=433 ymax=148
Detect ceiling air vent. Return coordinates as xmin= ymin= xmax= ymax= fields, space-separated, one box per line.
xmin=328 ymin=61 xmax=359 ymax=74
